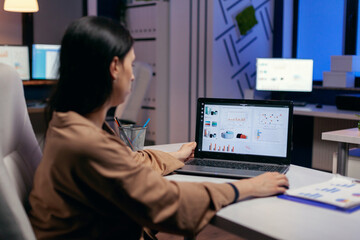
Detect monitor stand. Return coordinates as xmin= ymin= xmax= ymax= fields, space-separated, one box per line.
xmin=293 ymin=101 xmax=307 ymax=107
xmin=271 ymin=92 xmax=307 ymax=107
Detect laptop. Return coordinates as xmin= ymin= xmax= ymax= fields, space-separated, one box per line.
xmin=175 ymin=98 xmax=293 ymax=179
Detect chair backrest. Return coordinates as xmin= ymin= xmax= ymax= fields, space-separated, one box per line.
xmin=0 ymin=63 xmax=42 ymax=240
xmin=115 ymin=61 xmax=153 ymax=123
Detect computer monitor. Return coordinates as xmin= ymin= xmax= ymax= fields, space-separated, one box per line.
xmin=256 ymin=58 xmax=314 ymax=92
xmin=32 ymin=44 xmax=61 ymax=80
xmin=0 ymin=45 xmax=30 ymax=80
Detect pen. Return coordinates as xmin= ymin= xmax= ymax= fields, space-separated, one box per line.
xmin=114 ymin=117 xmax=134 ymax=151
xmin=131 ymin=118 xmax=150 ymax=144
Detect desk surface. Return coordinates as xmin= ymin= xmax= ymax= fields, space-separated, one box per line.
xmin=146 ymin=143 xmax=360 ymax=240
xmin=322 ymin=127 xmax=360 ymax=144
xmin=294 ymin=104 xmax=359 ymax=120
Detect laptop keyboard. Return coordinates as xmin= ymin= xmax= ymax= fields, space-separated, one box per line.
xmin=187 ymin=159 xmax=286 ymax=172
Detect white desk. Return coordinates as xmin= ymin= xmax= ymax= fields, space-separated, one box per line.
xmin=293 ymin=104 xmax=359 ymax=171
xmin=322 ymin=128 xmax=360 ymax=175
xmin=145 ymin=143 xmax=360 ymax=240
xmin=294 ymin=104 xmax=359 ymax=120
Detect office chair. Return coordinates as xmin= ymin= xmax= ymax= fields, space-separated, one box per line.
xmin=0 ymin=63 xmax=42 ymax=240
xmin=115 ymin=61 xmax=153 ymax=124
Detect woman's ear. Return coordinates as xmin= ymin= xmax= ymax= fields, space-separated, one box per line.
xmin=110 ymin=56 xmax=121 ymax=80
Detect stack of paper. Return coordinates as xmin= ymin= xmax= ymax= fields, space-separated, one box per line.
xmin=283 ymin=175 xmax=360 ymax=209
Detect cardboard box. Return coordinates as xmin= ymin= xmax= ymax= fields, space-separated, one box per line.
xmin=330 ymin=55 xmax=360 ymax=72
xmin=322 ymin=71 xmax=355 ymax=88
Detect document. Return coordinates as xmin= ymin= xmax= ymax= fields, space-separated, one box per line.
xmin=285 ymin=175 xmax=360 ymax=209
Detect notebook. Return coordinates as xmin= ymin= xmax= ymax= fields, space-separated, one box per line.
xmin=279 ymin=175 xmax=360 ymax=213
xmin=175 ymin=98 xmax=293 ymax=179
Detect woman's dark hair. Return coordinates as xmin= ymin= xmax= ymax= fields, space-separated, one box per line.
xmin=45 ymin=16 xmax=134 ymax=127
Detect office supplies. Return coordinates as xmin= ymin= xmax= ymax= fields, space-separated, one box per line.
xmin=131 ymin=118 xmax=150 ymax=144
xmin=175 ymin=98 xmax=293 ymax=179
xmin=114 ymin=117 xmax=134 ymax=151
xmin=32 ymin=44 xmax=61 ymax=80
xmin=0 ymin=45 xmax=30 ymax=80
xmin=120 ymin=125 xmax=147 ymax=151
xmin=279 ymin=175 xmax=360 ymax=213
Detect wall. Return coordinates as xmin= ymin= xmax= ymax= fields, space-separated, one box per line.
xmin=88 ymin=0 xmax=97 ymax=16
xmin=34 ymin=0 xmax=83 ymax=44
xmin=169 ymin=0 xmax=214 ymax=143
xmin=169 ymin=0 xmax=275 ymax=143
xmin=212 ymin=0 xmax=274 ymax=99
xmin=0 ymin=0 xmax=22 ymax=44
xmin=0 ymin=0 xmax=84 ymax=45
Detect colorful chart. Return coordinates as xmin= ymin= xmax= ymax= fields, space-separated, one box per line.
xmin=260 ymin=113 xmax=283 ymax=126
xmin=225 ymin=112 xmax=248 ymax=127
xmin=207 ymin=143 xmax=234 ymax=152
xmin=256 ymin=129 xmax=262 ymax=139
xmin=205 ymin=106 xmax=218 ymax=115
xmin=320 ymin=188 xmax=340 ymax=193
xmin=298 ymin=193 xmax=322 ymax=199
xmin=236 ymin=133 xmax=247 ymax=139
xmin=204 ymin=129 xmax=217 ymax=138
xmin=221 ymin=131 xmax=234 ymax=139
xmin=333 ymin=183 xmax=356 ymax=188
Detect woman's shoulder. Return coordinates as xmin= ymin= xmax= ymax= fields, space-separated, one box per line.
xmin=47 ymin=111 xmax=125 ymax=155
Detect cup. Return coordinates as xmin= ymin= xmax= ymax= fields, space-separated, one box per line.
xmin=118 ymin=124 xmax=147 ymax=151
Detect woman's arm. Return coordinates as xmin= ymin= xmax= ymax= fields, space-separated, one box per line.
xmin=132 ymin=142 xmax=196 ymax=175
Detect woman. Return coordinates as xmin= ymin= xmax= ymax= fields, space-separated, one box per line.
xmin=28 ymin=16 xmax=289 ymax=239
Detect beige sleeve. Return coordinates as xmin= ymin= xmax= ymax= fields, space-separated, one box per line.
xmin=74 ymin=137 xmax=235 ymax=237
xmin=131 ymin=149 xmax=184 ymax=175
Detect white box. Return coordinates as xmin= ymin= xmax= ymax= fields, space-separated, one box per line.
xmin=322 ymin=71 xmax=355 ymax=88
xmin=331 ymin=55 xmax=360 ymax=72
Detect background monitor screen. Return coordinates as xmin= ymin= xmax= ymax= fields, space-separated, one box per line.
xmin=32 ymin=44 xmax=60 ymax=80
xmin=256 ymin=58 xmax=314 ymax=92
xmin=0 ymin=45 xmax=30 ymax=80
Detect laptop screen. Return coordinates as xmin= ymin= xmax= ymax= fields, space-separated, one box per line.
xmin=195 ymin=98 xmax=293 ymax=165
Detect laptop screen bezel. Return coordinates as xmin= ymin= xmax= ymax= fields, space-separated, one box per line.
xmin=194 ymin=98 xmax=293 ymax=165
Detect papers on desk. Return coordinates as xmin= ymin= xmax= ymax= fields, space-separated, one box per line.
xmin=279 ymin=175 xmax=360 ymax=213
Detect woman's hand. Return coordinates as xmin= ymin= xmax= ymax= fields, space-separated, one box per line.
xmin=232 ymin=172 xmax=289 ymax=201
xmin=248 ymin=172 xmax=289 ymax=197
xmin=168 ymin=142 xmax=197 ymax=163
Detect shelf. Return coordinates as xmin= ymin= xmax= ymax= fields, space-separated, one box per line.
xmin=313 ymin=86 xmax=360 ymax=92
xmin=23 ymin=80 xmax=57 ymax=86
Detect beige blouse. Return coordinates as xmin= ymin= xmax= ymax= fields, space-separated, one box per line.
xmin=28 ymin=111 xmax=235 ymax=239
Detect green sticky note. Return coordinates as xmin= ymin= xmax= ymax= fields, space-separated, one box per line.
xmin=235 ymin=6 xmax=258 ymax=35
